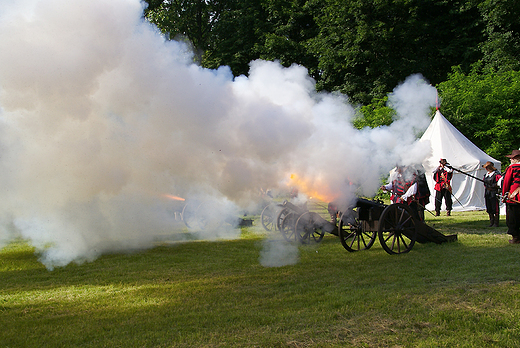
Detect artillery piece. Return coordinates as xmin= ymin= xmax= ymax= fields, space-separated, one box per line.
xmin=261 ymin=197 xmax=457 ymax=255
xmin=177 ymin=199 xmax=252 ymax=230
xmin=260 ymin=200 xmax=337 ymax=243
xmin=279 ymin=200 xmax=338 ymax=244
xmin=338 ymin=198 xmax=457 ymax=254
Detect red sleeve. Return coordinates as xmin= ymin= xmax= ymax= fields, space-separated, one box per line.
xmin=503 ymin=166 xmax=514 ymax=195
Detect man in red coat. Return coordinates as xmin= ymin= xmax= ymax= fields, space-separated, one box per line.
xmin=502 ymin=149 xmax=520 ymax=244
xmin=433 ymin=158 xmax=453 ymax=216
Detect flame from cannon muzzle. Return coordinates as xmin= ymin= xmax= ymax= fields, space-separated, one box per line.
xmin=161 ymin=194 xmax=186 ymax=201
xmin=288 ymin=173 xmax=337 ymax=202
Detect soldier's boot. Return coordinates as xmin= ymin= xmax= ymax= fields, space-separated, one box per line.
xmin=494 ymin=214 xmax=499 ymax=227
xmin=488 ymin=213 xmax=495 ymax=227
xmin=509 ymin=236 xmax=520 ymax=244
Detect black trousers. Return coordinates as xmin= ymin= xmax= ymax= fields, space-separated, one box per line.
xmin=485 ymin=196 xmax=500 ymax=216
xmin=409 ymin=201 xmax=424 ymax=221
xmin=506 ymin=203 xmax=520 ymax=237
xmin=435 ymin=188 xmax=453 ymax=212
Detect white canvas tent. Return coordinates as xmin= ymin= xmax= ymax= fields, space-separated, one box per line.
xmin=419 ymin=110 xmax=501 ymax=212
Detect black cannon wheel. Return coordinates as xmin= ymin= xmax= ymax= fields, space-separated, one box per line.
xmin=378 ymin=203 xmax=416 ymax=254
xmin=260 ymin=203 xmax=280 ymax=231
xmin=194 ymin=201 xmax=224 ymax=230
xmin=275 ymin=207 xmax=290 ymax=231
xmin=280 ymin=212 xmax=299 ymax=242
xmin=295 ymin=211 xmax=325 ymax=244
xmin=338 ymin=210 xmax=376 ymax=252
xmin=181 ymin=201 xmax=199 ymax=229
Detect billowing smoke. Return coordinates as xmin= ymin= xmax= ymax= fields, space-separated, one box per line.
xmin=0 ymin=0 xmax=436 ymax=269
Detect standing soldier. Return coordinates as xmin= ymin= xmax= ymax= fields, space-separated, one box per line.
xmin=433 ymin=158 xmax=453 ymax=216
xmin=482 ymin=161 xmax=502 ymax=227
xmin=502 ymin=150 xmax=520 ymax=244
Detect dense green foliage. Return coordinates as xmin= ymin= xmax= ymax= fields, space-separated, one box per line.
xmin=353 ymin=97 xmax=395 ymax=129
xmin=142 ymin=0 xmax=520 ymax=165
xmin=438 ymin=68 xmax=520 ymax=163
xmin=308 ymin=0 xmax=483 ymax=104
xmin=142 ymin=0 xmax=492 ymax=103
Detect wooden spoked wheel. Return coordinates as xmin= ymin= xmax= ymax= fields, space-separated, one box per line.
xmin=295 ymin=212 xmax=325 ymax=244
xmin=193 ymin=201 xmax=223 ymax=230
xmin=260 ymin=203 xmax=280 ymax=231
xmin=280 ymin=212 xmax=299 ymax=242
xmin=378 ymin=203 xmax=416 ymax=254
xmin=276 ymin=208 xmax=290 ymax=232
xmin=338 ymin=209 xmax=376 ymax=252
xmin=181 ymin=201 xmax=199 ymax=229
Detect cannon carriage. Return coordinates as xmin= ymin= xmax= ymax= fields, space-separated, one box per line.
xmin=171 ymin=199 xmax=252 ymax=230
xmin=339 ymin=198 xmax=457 ymax=254
xmin=261 ymin=197 xmax=457 ymax=254
xmin=261 ymin=200 xmax=337 ymax=244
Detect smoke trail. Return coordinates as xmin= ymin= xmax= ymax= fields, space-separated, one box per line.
xmin=0 ymin=0 xmax=436 ymax=269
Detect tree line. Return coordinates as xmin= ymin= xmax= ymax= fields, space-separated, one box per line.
xmin=143 ymin=0 xmax=520 ymax=166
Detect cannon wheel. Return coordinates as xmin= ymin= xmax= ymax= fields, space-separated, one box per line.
xmin=280 ymin=212 xmax=299 ymax=241
xmin=182 ymin=201 xmax=200 ymax=229
xmin=295 ymin=212 xmax=325 ymax=244
xmin=338 ymin=210 xmax=376 ymax=252
xmin=275 ymin=207 xmax=290 ymax=231
xmin=378 ymin=203 xmax=416 ymax=254
xmin=260 ymin=203 xmax=280 ymax=231
xmin=195 ymin=201 xmax=224 ymax=230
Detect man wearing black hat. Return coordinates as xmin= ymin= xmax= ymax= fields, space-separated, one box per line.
xmin=433 ymin=158 xmax=453 ymax=216
xmin=483 ymin=161 xmax=502 ymax=227
xmin=502 ymin=149 xmax=520 ymax=244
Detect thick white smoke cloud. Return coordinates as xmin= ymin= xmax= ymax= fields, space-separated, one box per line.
xmin=0 ymin=0 xmax=436 ymax=269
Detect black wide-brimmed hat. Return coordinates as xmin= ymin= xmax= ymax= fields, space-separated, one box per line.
xmin=483 ymin=161 xmax=496 ymax=171
xmin=505 ymin=149 xmax=520 ymax=158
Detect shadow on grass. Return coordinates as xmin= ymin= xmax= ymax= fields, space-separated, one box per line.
xmin=2 ymin=223 xmax=519 ymax=292
xmin=3 ymin=229 xmax=520 ymax=347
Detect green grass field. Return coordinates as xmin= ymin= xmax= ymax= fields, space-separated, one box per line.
xmin=2 ymin=210 xmax=520 ymax=347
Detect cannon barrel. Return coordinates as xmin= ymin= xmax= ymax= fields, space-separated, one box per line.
xmin=282 ymin=200 xmax=337 ymax=235
xmin=301 ymin=209 xmax=338 ymax=235
xmin=281 ymin=200 xmax=308 ymax=214
xmin=354 ymin=197 xmax=386 ymax=209
xmin=348 ymin=198 xmax=386 ymax=223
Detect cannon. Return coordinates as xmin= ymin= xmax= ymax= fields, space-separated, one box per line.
xmin=280 ymin=200 xmax=338 ymax=244
xmin=259 ymin=200 xmax=338 ymax=244
xmin=337 ymin=198 xmax=457 ymax=254
xmin=178 ymin=200 xmax=253 ymax=230
xmin=262 ymin=197 xmax=457 ymax=254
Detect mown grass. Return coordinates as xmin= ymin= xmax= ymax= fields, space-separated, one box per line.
xmin=1 ymin=210 xmax=520 ymax=347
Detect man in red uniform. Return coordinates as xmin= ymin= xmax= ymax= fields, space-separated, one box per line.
xmin=433 ymin=158 xmax=453 ymax=216
xmin=502 ymin=149 xmax=520 ymax=244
